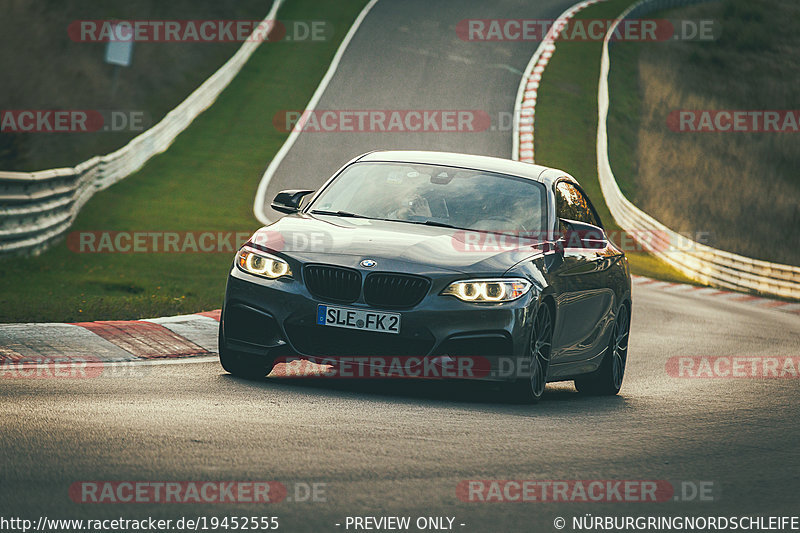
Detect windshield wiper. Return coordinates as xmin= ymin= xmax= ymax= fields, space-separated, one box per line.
xmin=388 ymin=219 xmax=462 ymax=229
xmin=311 ymin=212 xmax=462 ymax=230
xmin=309 ymin=210 xmax=366 ymax=218
xmin=416 ymin=219 xmax=459 ymax=229
xmin=392 ymin=218 xmax=529 ymax=236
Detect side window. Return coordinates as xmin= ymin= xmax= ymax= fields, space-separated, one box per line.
xmin=555 ymin=181 xmax=601 ymax=227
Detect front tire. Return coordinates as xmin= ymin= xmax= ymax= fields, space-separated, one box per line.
xmin=218 ymin=325 xmax=276 ymax=380
xmin=574 ymin=304 xmax=630 ymax=395
xmin=506 ymin=304 xmax=553 ymax=404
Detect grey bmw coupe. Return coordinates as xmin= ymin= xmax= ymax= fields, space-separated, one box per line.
xmin=219 ymin=150 xmax=631 ymax=402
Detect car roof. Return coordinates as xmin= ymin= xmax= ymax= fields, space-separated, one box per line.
xmin=356 ymin=150 xmax=573 ymax=188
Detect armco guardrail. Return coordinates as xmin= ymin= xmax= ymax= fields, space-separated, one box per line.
xmin=0 ymin=0 xmax=282 ymax=257
xmin=511 ymin=0 xmax=800 ymax=300
xmin=597 ymin=0 xmax=800 ymax=300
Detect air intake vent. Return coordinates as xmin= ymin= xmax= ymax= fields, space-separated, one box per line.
xmin=364 ymin=273 xmax=430 ymax=308
xmin=303 ymin=265 xmax=361 ymax=303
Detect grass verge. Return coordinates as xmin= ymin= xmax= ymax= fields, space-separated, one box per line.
xmin=0 ymin=0 xmax=369 ymax=323
xmin=607 ymin=0 xmax=800 ymax=266
xmin=533 ymin=0 xmax=695 ymax=285
xmin=1 ymin=0 xmax=270 ymax=171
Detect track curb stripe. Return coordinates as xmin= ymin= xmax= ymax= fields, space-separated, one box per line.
xmin=72 ymin=320 xmax=209 ymax=359
xmin=632 ymin=275 xmax=800 ymax=315
xmin=0 ymin=322 xmax=140 ymax=364
xmin=0 ymin=344 xmax=26 ymax=362
xmin=1 ymin=311 xmax=221 ymax=365
xmin=196 ymin=310 xmax=221 ymax=321
xmin=512 ymin=0 xmax=603 ymax=162
xmin=143 ymin=314 xmax=220 ymax=353
xmin=3 ymin=269 xmax=798 ymax=367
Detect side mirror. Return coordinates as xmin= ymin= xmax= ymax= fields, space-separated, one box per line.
xmin=559 ymin=218 xmax=607 ymax=249
xmin=271 ymin=189 xmax=315 ymax=214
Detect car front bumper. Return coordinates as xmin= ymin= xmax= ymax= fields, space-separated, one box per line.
xmin=222 ymin=267 xmax=540 ymax=381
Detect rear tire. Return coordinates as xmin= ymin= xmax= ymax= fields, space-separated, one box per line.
xmin=506 ymin=304 xmax=553 ymax=404
xmin=574 ymin=304 xmax=629 ymax=395
xmin=218 ymin=325 xmax=276 ymax=380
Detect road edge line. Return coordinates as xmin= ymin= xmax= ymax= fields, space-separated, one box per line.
xmin=252 ymin=0 xmax=381 ymax=225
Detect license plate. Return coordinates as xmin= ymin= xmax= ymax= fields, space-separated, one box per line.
xmin=316 ymin=305 xmax=400 ymax=334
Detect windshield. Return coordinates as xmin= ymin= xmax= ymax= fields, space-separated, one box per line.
xmin=308 ymin=162 xmax=547 ymax=234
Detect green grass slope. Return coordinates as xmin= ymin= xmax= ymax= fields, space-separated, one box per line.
xmin=0 ymin=0 xmax=369 ymax=322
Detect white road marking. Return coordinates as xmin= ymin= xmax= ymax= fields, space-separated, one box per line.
xmin=252 ymin=0 xmax=381 ymax=225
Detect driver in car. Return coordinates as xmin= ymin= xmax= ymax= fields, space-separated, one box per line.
xmin=389 ymin=193 xmax=432 ymax=220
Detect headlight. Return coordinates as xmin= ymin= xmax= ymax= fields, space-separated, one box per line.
xmin=441 ymin=278 xmax=531 ymax=302
xmin=236 ymin=247 xmax=292 ymax=279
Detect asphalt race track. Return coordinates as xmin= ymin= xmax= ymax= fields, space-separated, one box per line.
xmin=262 ymin=0 xmax=578 ymax=220
xmin=3 ymin=283 xmax=800 ymax=531
xmin=3 ymin=1 xmax=800 ymax=532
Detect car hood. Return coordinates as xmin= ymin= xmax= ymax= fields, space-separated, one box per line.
xmin=247 ymin=214 xmax=546 ymax=274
